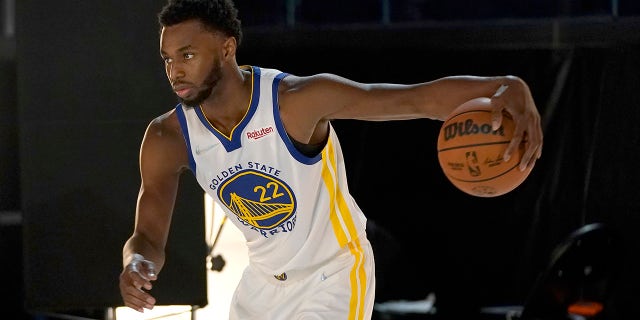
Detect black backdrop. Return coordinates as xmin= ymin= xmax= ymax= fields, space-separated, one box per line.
xmin=12 ymin=0 xmax=640 ymax=319
xmin=16 ymin=0 xmax=207 ymax=315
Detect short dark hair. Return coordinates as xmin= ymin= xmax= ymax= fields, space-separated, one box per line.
xmin=158 ymin=0 xmax=243 ymax=46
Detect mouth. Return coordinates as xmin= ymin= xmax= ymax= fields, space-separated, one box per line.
xmin=175 ymin=88 xmax=192 ymax=98
xmin=172 ymin=84 xmax=193 ymax=98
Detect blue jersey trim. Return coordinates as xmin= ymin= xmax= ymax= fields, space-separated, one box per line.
xmin=272 ymin=72 xmax=323 ymax=165
xmin=175 ymin=104 xmax=197 ymax=173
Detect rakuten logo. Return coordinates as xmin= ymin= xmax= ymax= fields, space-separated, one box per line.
xmin=246 ymin=126 xmax=274 ymax=140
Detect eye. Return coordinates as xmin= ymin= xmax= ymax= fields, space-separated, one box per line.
xmin=184 ymin=53 xmax=194 ymax=60
xmin=162 ymin=57 xmax=172 ymax=64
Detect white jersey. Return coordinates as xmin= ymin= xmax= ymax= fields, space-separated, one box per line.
xmin=175 ymin=66 xmax=368 ymax=276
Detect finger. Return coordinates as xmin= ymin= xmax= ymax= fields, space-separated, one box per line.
xmin=503 ymin=129 xmax=524 ymax=164
xmin=523 ymin=143 xmax=541 ymax=170
xmin=123 ymin=288 xmax=156 ymax=312
xmin=519 ymin=116 xmax=543 ymax=170
xmin=123 ymin=291 xmax=147 ymax=312
xmin=120 ymin=269 xmax=156 ymax=313
xmin=490 ymin=84 xmax=509 ymax=130
xmin=129 ymin=260 xmax=139 ymax=273
xmin=519 ymin=132 xmax=543 ymax=171
xmin=134 ymin=279 xmax=153 ymax=291
xmin=126 ymin=267 xmax=153 ymax=291
xmin=524 ymin=141 xmax=543 ymax=171
xmin=141 ymin=260 xmax=157 ymax=279
xmin=537 ymin=140 xmax=543 ymax=159
xmin=523 ymin=156 xmax=538 ymax=172
xmin=519 ymin=141 xmax=537 ymax=171
xmin=533 ymin=121 xmax=543 ymax=160
xmin=122 ymin=277 xmax=157 ymax=309
xmin=129 ymin=259 xmax=157 ymax=282
xmin=491 ymin=107 xmax=504 ymax=132
xmin=134 ymin=273 xmax=154 ymax=291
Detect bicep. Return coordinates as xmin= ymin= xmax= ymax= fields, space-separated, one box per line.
xmin=283 ymin=73 xmax=432 ymax=122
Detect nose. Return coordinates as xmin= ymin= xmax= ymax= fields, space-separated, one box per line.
xmin=167 ymin=62 xmax=184 ymax=82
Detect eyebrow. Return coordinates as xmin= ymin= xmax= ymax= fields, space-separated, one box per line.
xmin=160 ymin=45 xmax=195 ymax=56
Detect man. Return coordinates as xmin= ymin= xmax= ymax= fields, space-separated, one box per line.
xmin=118 ymin=0 xmax=543 ymax=319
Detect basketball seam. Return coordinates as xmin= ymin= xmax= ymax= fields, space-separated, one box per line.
xmin=437 ymin=140 xmax=510 ymax=152
xmin=445 ymin=162 xmax=521 ymax=183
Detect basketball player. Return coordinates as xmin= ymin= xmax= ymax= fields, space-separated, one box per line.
xmin=118 ymin=0 xmax=543 ymax=319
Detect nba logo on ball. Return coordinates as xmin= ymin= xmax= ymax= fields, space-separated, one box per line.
xmin=437 ymin=97 xmax=534 ymax=197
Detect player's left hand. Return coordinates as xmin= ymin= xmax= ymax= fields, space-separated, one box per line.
xmin=489 ymin=76 xmax=543 ymax=171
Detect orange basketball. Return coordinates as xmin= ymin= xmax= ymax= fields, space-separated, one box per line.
xmin=437 ymin=97 xmax=533 ymax=197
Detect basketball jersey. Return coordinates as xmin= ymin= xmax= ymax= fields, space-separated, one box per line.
xmin=175 ymin=66 xmax=368 ymax=275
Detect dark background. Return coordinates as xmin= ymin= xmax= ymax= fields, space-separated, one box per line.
xmin=1 ymin=0 xmax=640 ymax=319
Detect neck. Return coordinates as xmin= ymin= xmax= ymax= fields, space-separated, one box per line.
xmin=199 ymin=65 xmax=252 ymax=136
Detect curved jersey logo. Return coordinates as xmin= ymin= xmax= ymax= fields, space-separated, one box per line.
xmin=217 ymin=169 xmax=296 ymax=230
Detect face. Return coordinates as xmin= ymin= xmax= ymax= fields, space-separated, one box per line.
xmin=160 ymin=20 xmax=227 ymax=107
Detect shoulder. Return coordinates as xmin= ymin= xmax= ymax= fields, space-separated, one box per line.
xmin=279 ymin=72 xmax=346 ymax=88
xmin=141 ymin=108 xmax=189 ymax=171
xmin=278 ymin=73 xmax=359 ymax=100
xmin=145 ymin=109 xmax=182 ymax=140
xmin=277 ymin=72 xmax=367 ymax=116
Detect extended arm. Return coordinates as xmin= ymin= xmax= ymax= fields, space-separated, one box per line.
xmin=280 ymin=74 xmax=542 ymax=170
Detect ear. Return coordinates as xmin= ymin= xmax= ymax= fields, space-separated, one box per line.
xmin=222 ymin=36 xmax=237 ymax=60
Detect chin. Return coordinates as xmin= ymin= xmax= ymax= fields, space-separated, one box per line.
xmin=178 ymin=96 xmax=202 ymax=108
xmin=179 ymin=87 xmax=213 ymax=108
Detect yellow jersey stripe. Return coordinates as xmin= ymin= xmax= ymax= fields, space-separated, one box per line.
xmin=323 ymin=138 xmax=348 ymax=246
xmin=323 ymin=137 xmax=368 ymax=320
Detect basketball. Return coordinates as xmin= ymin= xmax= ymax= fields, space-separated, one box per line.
xmin=437 ymin=97 xmax=533 ymax=197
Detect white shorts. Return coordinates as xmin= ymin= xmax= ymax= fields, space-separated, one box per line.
xmin=229 ymin=237 xmax=376 ymax=320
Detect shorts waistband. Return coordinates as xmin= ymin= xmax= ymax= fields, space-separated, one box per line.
xmin=252 ymin=235 xmax=372 ymax=286
xmin=251 ymin=261 xmax=322 ymax=285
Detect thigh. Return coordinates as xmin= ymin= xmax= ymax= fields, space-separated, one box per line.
xmin=230 ymin=239 xmax=376 ymax=320
xmin=229 ymin=267 xmax=282 ymax=320
xmin=297 ymin=239 xmax=376 ymax=320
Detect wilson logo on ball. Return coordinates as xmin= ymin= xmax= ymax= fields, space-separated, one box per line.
xmin=441 ymin=118 xmax=505 ymax=142
xmin=437 ymin=97 xmax=534 ymax=197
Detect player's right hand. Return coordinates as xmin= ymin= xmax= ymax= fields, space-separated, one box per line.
xmin=119 ymin=253 xmax=158 ymax=312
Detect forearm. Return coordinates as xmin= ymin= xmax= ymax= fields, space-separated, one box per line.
xmin=337 ymin=75 xmax=528 ymax=122
xmin=417 ymin=75 xmax=524 ymax=120
xmin=123 ymin=179 xmax=179 ymax=272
